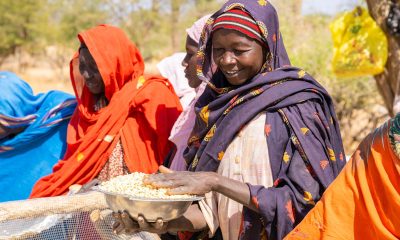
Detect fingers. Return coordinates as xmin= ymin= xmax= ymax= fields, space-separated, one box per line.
xmin=167 ymin=186 xmax=192 ymax=195
xmin=112 ymin=211 xmax=139 ymax=235
xmin=150 ymin=179 xmax=183 ymax=188
xmin=137 ymin=215 xmax=150 ymax=229
xmin=143 ymin=173 xmax=179 ymax=186
xmin=112 ymin=212 xmax=124 ymax=235
xmin=113 ymin=213 xmax=166 ymax=234
xmin=121 ymin=211 xmax=139 ymax=234
xmin=154 ymin=218 xmax=164 ymax=230
xmin=159 ymin=165 xmax=174 ymax=173
xmin=137 ymin=215 xmax=164 ymax=231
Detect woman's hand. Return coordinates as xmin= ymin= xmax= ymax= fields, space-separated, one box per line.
xmin=144 ymin=166 xmax=219 ymax=195
xmin=112 ymin=211 xmax=167 ymax=235
xmin=152 ymin=167 xmax=257 ymax=212
xmin=112 ymin=204 xmax=209 ymax=234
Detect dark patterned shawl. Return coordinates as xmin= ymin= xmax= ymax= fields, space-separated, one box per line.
xmin=183 ymin=1 xmax=346 ymax=239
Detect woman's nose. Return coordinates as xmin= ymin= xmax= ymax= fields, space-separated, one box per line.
xmin=82 ymin=70 xmax=93 ymax=79
xmin=182 ymin=56 xmax=189 ymax=67
xmin=221 ymin=51 xmax=235 ymax=65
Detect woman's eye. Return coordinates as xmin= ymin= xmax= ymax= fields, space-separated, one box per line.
xmin=213 ymin=48 xmax=224 ymax=55
xmin=79 ymin=64 xmax=85 ymax=73
xmin=234 ymin=49 xmax=248 ymax=55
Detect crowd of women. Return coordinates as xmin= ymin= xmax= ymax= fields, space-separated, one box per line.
xmin=0 ymin=0 xmax=398 ymax=239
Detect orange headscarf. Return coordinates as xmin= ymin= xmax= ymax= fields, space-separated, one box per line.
xmin=30 ymin=25 xmax=182 ymax=198
xmin=285 ymin=118 xmax=400 ymax=240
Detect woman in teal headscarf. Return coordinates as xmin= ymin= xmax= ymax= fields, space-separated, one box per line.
xmin=0 ymin=71 xmax=76 ymax=202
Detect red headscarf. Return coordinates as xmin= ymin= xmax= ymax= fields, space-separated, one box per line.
xmin=30 ymin=25 xmax=182 ymax=197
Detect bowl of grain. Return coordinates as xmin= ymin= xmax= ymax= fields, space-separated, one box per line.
xmin=94 ymin=172 xmax=203 ymax=222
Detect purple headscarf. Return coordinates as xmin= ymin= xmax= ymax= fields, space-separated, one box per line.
xmin=186 ymin=14 xmax=212 ymax=44
xmin=183 ymin=1 xmax=346 ymax=239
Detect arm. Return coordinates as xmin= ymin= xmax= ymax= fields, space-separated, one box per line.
xmin=168 ymin=203 xmax=208 ymax=233
xmin=144 ymin=167 xmax=259 ymax=212
xmin=212 ymin=173 xmax=258 ymax=212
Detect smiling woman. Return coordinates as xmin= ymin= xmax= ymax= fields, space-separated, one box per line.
xmin=212 ymin=28 xmax=265 ymax=86
xmin=115 ymin=1 xmax=346 ymax=239
xmin=78 ymin=44 xmax=108 ymax=111
xmin=211 ymin=9 xmax=266 ymax=86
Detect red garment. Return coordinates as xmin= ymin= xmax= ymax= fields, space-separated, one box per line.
xmin=30 ymin=25 xmax=182 ymax=198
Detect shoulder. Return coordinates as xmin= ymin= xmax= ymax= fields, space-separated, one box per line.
xmin=141 ymin=77 xmax=175 ymax=93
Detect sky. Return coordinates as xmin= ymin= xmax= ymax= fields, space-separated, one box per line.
xmin=302 ymin=0 xmax=362 ymax=16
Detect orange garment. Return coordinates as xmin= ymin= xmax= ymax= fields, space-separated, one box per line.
xmin=30 ymin=25 xmax=182 ymax=198
xmin=285 ymin=119 xmax=400 ymax=240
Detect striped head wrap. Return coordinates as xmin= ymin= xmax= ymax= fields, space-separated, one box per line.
xmin=212 ymin=8 xmax=263 ymax=44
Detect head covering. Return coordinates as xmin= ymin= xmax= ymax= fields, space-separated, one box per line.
xmin=183 ymin=1 xmax=345 ymax=238
xmin=186 ymin=14 xmax=212 ymax=43
xmin=212 ymin=8 xmax=264 ymax=44
xmin=196 ymin=1 xmax=290 ymax=85
xmin=168 ymin=15 xmax=211 ymax=171
xmin=0 ymin=72 xmax=51 ymax=128
xmin=31 ymin=25 xmax=182 ymax=198
xmin=157 ymin=52 xmax=195 ymax=109
xmin=0 ymin=71 xmax=76 ymax=201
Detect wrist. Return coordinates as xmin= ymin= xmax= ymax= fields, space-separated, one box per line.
xmin=208 ymin=172 xmax=220 ymax=192
xmin=166 ymin=218 xmax=181 ymax=233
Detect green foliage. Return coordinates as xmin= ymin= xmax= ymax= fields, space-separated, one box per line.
xmin=47 ymin=0 xmax=110 ymax=48
xmin=271 ymin=0 xmax=385 ymax=152
xmin=0 ymin=0 xmax=48 ymax=58
xmin=0 ymin=0 xmax=221 ymax=59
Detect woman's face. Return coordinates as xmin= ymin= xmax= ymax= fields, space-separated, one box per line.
xmin=182 ymin=36 xmax=202 ymax=88
xmin=212 ymin=28 xmax=265 ymax=86
xmin=79 ymin=47 xmax=105 ymax=95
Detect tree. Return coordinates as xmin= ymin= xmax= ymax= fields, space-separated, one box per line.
xmin=365 ymin=0 xmax=400 ymax=116
xmin=171 ymin=0 xmax=184 ymax=51
xmin=271 ymin=0 xmax=386 ymax=153
xmin=0 ymin=0 xmax=47 ymax=65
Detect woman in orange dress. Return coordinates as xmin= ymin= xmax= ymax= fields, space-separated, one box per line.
xmin=30 ymin=24 xmax=182 ymax=198
xmin=285 ymin=114 xmax=400 ymax=240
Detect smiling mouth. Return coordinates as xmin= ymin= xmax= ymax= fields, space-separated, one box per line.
xmin=85 ymin=79 xmax=98 ymax=87
xmin=222 ymin=69 xmax=240 ymax=77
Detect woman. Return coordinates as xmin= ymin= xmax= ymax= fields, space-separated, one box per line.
xmin=114 ymin=1 xmax=345 ymax=239
xmin=30 ymin=24 xmax=182 ymax=198
xmin=285 ymin=115 xmax=400 ymax=240
xmin=156 ymin=52 xmax=195 ymax=110
xmin=168 ymin=14 xmax=211 ymax=171
xmin=0 ymin=71 xmax=76 ymax=202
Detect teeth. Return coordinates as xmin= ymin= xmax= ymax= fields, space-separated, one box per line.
xmin=225 ymin=71 xmax=238 ymax=75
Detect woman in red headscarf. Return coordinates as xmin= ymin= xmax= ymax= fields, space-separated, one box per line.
xmin=30 ymin=24 xmax=182 ymax=198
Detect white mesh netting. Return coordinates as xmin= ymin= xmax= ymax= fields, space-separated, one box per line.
xmin=0 ymin=191 xmax=159 ymax=240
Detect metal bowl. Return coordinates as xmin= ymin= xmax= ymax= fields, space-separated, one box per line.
xmin=93 ymin=187 xmax=203 ymax=222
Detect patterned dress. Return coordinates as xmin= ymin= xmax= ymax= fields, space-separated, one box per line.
xmin=97 ymin=140 xmax=130 ymax=181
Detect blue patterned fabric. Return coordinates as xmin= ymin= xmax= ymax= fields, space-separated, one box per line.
xmin=0 ymin=71 xmax=77 ymax=202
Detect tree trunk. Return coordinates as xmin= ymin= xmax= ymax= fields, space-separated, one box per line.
xmin=366 ymin=0 xmax=400 ymax=116
xmin=171 ymin=0 xmax=182 ymax=52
